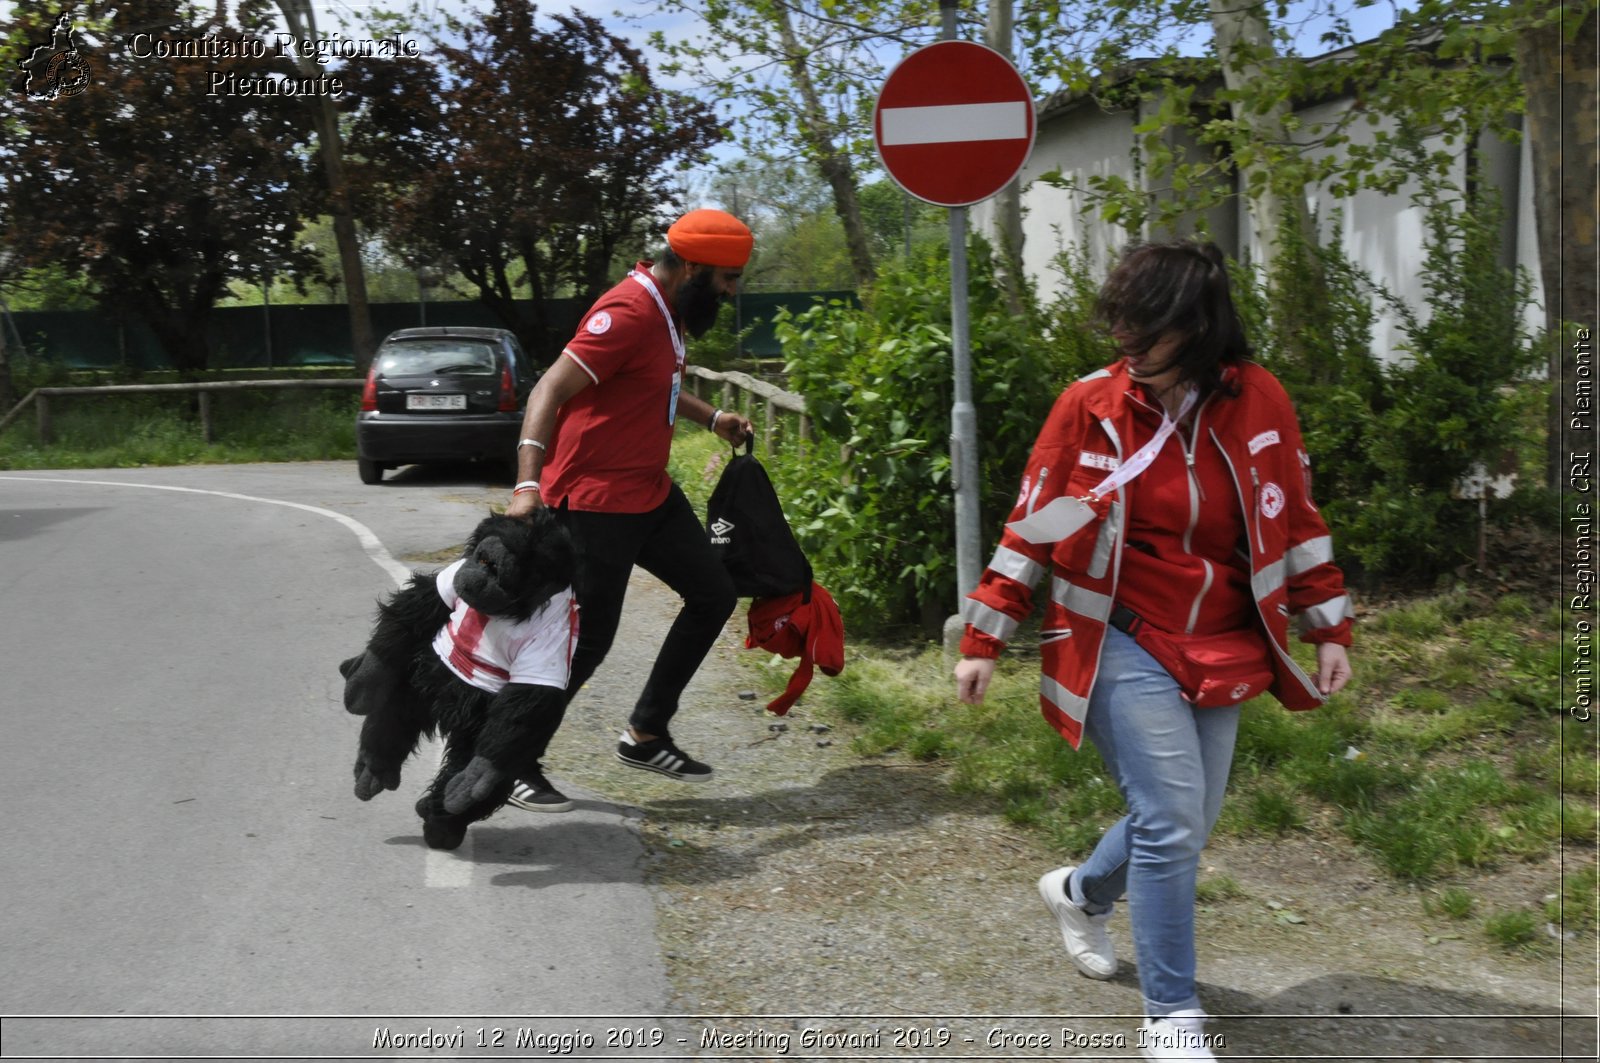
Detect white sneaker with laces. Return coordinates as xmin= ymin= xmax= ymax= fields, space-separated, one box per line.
xmin=1037 ymin=866 xmax=1116 ymax=979
xmin=1139 ymin=1009 xmax=1217 ymax=1060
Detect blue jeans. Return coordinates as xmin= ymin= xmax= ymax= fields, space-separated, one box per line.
xmin=1072 ymin=626 xmax=1241 ymax=1018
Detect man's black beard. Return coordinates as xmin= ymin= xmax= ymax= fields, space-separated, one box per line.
xmin=675 ymin=269 xmax=726 ymax=339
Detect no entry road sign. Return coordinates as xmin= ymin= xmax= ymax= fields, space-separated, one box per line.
xmin=873 ymin=40 xmax=1036 ymax=208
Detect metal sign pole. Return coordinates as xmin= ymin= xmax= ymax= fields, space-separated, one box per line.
xmin=941 ymin=0 xmax=983 ymax=636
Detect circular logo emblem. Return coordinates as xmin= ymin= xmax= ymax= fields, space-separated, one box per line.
xmin=1229 ymin=682 xmax=1253 ymax=701
xmin=586 ymin=311 xmax=612 ymax=335
xmin=1260 ymin=481 xmax=1285 ymax=519
xmin=43 ymin=50 xmax=92 ymax=98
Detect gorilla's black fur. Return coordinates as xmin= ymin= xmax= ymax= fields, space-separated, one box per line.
xmin=339 ymin=510 xmax=576 ymax=850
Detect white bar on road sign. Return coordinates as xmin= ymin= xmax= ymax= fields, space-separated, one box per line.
xmin=879 ymin=101 xmax=1029 ymax=146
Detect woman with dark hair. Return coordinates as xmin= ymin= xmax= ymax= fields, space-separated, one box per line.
xmin=954 ymin=240 xmax=1353 ymax=1060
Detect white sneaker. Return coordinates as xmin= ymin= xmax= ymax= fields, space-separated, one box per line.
xmin=1139 ymin=1009 xmax=1217 ymax=1060
xmin=1037 ymin=866 xmax=1116 ymax=979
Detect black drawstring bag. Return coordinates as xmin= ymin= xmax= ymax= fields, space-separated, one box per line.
xmin=705 ymin=440 xmax=812 ymax=601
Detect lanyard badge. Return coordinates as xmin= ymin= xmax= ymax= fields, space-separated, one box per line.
xmin=1008 ymin=388 xmax=1197 ymax=545
xmin=628 ymin=269 xmax=686 ymax=426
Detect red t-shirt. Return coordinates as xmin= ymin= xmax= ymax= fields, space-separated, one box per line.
xmin=1114 ymin=385 xmax=1256 ymax=637
xmin=541 ymin=263 xmax=685 ymax=513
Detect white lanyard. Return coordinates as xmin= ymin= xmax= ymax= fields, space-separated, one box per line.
xmin=1006 ymin=386 xmax=1197 ymax=545
xmin=628 ymin=269 xmax=685 ymax=426
xmin=1088 ymin=386 xmax=1197 ymax=499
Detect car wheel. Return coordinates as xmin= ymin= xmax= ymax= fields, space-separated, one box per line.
xmin=358 ymin=458 xmax=384 ymax=485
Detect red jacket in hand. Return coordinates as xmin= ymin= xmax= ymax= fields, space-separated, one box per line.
xmin=746 ymin=583 xmax=844 ymax=716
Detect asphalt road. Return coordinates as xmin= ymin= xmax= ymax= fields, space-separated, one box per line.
xmin=0 ymin=462 xmax=672 ymax=1059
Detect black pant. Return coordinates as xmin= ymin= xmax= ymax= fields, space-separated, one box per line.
xmin=557 ymin=483 xmax=736 ymax=739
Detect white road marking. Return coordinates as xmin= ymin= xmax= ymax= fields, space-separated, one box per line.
xmin=0 ymin=475 xmax=414 ymax=585
xmin=2 ymin=475 xmax=474 ymax=886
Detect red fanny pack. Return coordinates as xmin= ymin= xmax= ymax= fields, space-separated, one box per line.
xmin=1115 ymin=608 xmax=1274 ymax=707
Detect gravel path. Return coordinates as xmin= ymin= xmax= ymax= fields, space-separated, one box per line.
xmin=522 ymin=572 xmax=1590 ymax=1062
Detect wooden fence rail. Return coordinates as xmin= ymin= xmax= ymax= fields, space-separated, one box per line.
xmin=0 ymin=371 xmax=807 ymax=454
xmin=0 ymin=379 xmax=364 ymax=444
xmin=685 ymin=365 xmax=808 ymax=456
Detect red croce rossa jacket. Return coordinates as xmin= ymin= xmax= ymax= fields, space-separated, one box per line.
xmin=960 ymin=359 xmax=1353 ymax=749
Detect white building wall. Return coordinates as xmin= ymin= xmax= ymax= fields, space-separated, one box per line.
xmin=1516 ymin=131 xmax=1549 ymax=338
xmin=972 ymin=98 xmax=1140 ymax=305
xmin=1293 ymin=101 xmax=1439 ymax=362
xmin=997 ymin=87 xmax=1542 ymax=365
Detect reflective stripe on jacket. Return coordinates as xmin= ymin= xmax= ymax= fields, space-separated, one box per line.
xmin=959 ymin=360 xmax=1353 ymax=749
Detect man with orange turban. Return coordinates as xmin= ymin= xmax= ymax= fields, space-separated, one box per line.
xmin=499 ymin=209 xmax=755 ymax=810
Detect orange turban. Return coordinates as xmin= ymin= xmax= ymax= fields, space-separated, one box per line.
xmin=667 ymin=209 xmax=753 ymax=268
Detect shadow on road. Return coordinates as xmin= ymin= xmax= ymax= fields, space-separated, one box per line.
xmin=367 ymin=461 xmax=514 ymax=489
xmin=1201 ymin=972 xmax=1588 ymax=1060
xmin=0 ymin=505 xmax=106 ymax=541
xmin=632 ymin=763 xmax=981 ymax=885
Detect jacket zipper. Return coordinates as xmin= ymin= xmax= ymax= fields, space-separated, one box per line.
xmin=1082 ymin=415 xmax=1127 ymax=711
xmin=1250 ymin=466 xmax=1266 ymax=553
xmin=1180 ymin=411 xmax=1211 ymax=634
xmin=1211 ymin=427 xmax=1320 ymax=701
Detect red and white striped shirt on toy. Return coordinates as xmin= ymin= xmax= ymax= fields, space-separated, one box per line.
xmin=430 ymin=559 xmax=578 ymax=694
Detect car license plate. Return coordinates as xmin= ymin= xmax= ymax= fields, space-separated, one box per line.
xmin=407 ymin=393 xmax=466 ymax=411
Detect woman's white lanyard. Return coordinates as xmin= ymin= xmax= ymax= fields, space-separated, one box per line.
xmin=1008 ymin=386 xmax=1197 ymax=545
xmin=628 ymin=268 xmax=685 ymax=426
xmin=1088 ymin=385 xmax=1197 ymax=499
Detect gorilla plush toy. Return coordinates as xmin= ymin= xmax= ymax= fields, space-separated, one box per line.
xmin=339 ymin=510 xmax=577 ymax=850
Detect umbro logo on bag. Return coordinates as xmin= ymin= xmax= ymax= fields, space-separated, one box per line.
xmin=710 ymin=517 xmax=735 ymax=544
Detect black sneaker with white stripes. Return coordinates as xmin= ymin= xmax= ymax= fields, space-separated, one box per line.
xmin=506 ymin=767 xmax=574 ymax=813
xmin=615 ymin=731 xmax=712 ymax=782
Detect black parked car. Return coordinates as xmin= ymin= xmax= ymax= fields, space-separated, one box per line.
xmin=356 ymin=327 xmax=537 ymax=485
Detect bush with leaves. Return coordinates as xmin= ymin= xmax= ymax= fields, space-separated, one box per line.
xmin=771 ymin=241 xmax=1106 ymax=636
xmin=1360 ymin=191 xmax=1545 ymax=580
xmin=1231 ymin=215 xmax=1389 ymax=578
xmin=776 ymin=193 xmax=1542 ymax=638
xmin=1237 ymin=192 xmax=1545 ymax=586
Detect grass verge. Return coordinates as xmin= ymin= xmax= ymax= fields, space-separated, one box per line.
xmin=758 ymin=577 xmax=1593 ymax=945
xmin=0 ymin=387 xmax=358 ymax=469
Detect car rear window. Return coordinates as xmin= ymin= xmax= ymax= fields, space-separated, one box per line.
xmin=377 ymin=341 xmax=498 ymax=376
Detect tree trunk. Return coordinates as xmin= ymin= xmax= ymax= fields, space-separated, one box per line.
xmin=1516 ymin=1 xmax=1598 ymax=489
xmin=1206 ymin=0 xmax=1315 ymax=274
xmin=986 ymin=0 xmax=1027 ymax=316
xmin=1207 ymin=0 xmax=1327 ymax=373
xmin=0 ymin=292 xmax=15 ymax=411
xmin=278 ymin=0 xmax=377 ymax=372
xmin=773 ymin=5 xmax=877 ymax=290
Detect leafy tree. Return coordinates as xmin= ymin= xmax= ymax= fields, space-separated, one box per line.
xmin=0 ymin=263 xmax=99 ymax=313
xmin=985 ymin=0 xmax=1028 ymax=311
xmin=1021 ymin=0 xmax=1525 ymax=229
xmin=1022 ymin=0 xmax=1584 ymax=485
xmin=276 ymin=0 xmax=376 ymax=370
xmin=645 ymin=0 xmax=954 ymax=290
xmin=857 ymin=178 xmax=948 ymax=264
xmin=1366 ymin=188 xmax=1543 ymax=578
xmin=341 ymin=0 xmax=723 ymax=362
xmin=0 ymin=0 xmax=323 ymax=373
xmin=1511 ymin=0 xmax=1597 ymax=485
xmin=704 ymin=159 xmax=943 ymax=290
